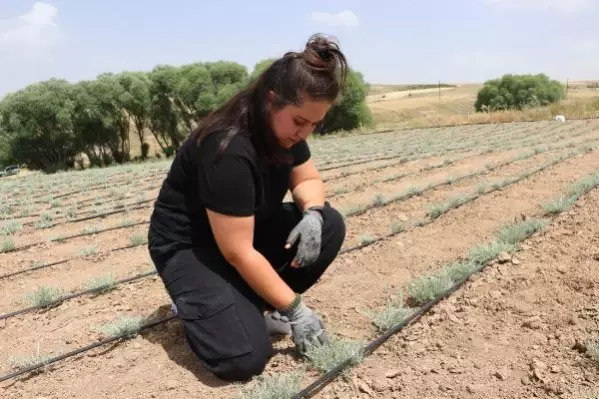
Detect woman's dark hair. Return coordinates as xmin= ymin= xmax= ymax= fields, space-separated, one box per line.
xmin=193 ymin=33 xmax=348 ymax=165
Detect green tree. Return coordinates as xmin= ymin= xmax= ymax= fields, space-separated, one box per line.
xmin=0 ymin=79 xmax=80 ymax=172
xmin=115 ymin=71 xmax=152 ymax=157
xmin=89 ymin=73 xmax=131 ymax=163
xmin=475 ymin=73 xmax=565 ymax=112
xmin=319 ymin=69 xmax=374 ymax=133
xmin=148 ymin=65 xmax=187 ymax=153
xmin=174 ymin=63 xmax=213 ymax=125
xmin=249 ymin=58 xmax=276 ymax=82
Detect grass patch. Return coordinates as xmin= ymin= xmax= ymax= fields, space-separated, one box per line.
xmin=402 ymin=185 xmax=423 ymax=198
xmin=64 ymin=205 xmax=78 ymax=220
xmin=130 ymin=234 xmax=147 ymax=246
xmin=390 ymin=221 xmax=405 ymax=234
xmin=8 ymin=342 xmax=51 ymax=373
xmin=443 ymin=260 xmax=481 ymax=282
xmin=496 ymin=218 xmax=548 ymax=245
xmin=359 ymin=234 xmax=376 ymax=245
xmin=468 ymin=241 xmax=516 ymax=265
xmin=119 ymin=218 xmax=135 ymax=227
xmin=476 ymin=183 xmax=488 ymax=195
xmin=304 ymin=334 xmax=365 ymax=374
xmin=87 ymin=273 xmax=117 ymax=294
xmin=1 ymin=220 xmax=22 ymax=235
xmin=542 ymin=196 xmax=575 ymax=214
xmin=98 ymin=315 xmax=145 ymax=339
xmin=83 ymin=224 xmax=102 ymax=234
xmin=24 ymin=286 xmax=63 ymax=308
xmin=427 ymin=193 xmax=472 ymax=220
xmin=35 ymin=212 xmax=53 ymax=229
xmin=332 ymin=187 xmax=350 ymax=196
xmin=79 ymin=245 xmax=99 ymax=257
xmin=47 ymin=234 xmax=65 ymax=242
xmin=366 ymin=292 xmax=416 ymax=332
xmin=342 ymin=203 xmax=368 ymax=217
xmin=371 ymin=193 xmax=386 ymax=207
xmin=232 ymin=371 xmax=304 ymax=399
xmin=586 ymin=340 xmax=599 ymax=364
xmin=542 ymin=171 xmax=599 ymax=215
xmin=407 ymin=270 xmax=454 ymax=306
xmin=1 ymin=237 xmax=15 ymax=252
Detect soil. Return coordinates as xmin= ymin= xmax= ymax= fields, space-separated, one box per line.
xmin=316 ymin=183 xmax=599 ymax=399
xmin=1 ymin=120 xmax=599 ymax=399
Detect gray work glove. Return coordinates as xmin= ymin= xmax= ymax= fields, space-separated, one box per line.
xmin=264 ymin=310 xmax=291 ymax=336
xmin=279 ymin=295 xmax=330 ymax=354
xmin=285 ymin=207 xmax=324 ymax=268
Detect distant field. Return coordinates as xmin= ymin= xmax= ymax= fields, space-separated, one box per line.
xmin=367 ymin=83 xmax=457 ymax=96
xmin=367 ymin=81 xmax=599 ymax=130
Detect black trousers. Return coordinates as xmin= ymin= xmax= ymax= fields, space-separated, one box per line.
xmin=148 ymin=202 xmax=345 ymax=382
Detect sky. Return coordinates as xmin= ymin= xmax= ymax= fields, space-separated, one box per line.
xmin=0 ymin=0 xmax=598 ymax=97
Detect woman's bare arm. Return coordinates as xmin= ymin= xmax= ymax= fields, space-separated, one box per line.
xmin=206 ymin=209 xmax=296 ymax=309
xmin=289 ymin=158 xmax=325 ymax=211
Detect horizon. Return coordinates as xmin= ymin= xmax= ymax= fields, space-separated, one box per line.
xmin=1 ymin=1 xmax=598 ymax=98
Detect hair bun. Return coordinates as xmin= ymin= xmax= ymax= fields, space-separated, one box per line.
xmin=303 ymin=33 xmax=341 ymax=72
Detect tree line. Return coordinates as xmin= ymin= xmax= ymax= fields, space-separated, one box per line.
xmin=0 ymin=59 xmax=373 ymax=172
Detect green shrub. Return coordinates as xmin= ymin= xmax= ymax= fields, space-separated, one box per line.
xmin=475 ymin=73 xmax=565 ymax=112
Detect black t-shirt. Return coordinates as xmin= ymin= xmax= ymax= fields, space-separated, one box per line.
xmin=149 ymin=129 xmax=311 ymax=253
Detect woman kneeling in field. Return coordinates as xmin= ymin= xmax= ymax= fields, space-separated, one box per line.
xmin=147 ymin=34 xmax=348 ymax=381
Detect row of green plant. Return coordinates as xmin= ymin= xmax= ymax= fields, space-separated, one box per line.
xmin=329 ymin=121 xmax=596 ymax=197
xmin=316 ymin=120 xmax=528 ymax=170
xmin=340 ymin=137 xmax=595 ymax=222
xmin=347 ymin=143 xmax=594 ymax=250
xmin=0 ymin=159 xmax=170 ymax=201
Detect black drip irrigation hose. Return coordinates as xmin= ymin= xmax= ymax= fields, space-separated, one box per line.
xmin=48 ymin=170 xmax=167 ymax=201
xmin=0 ymin=258 xmax=71 ymax=280
xmin=0 ymin=242 xmax=148 ymax=280
xmin=15 ymin=183 xmax=160 ymax=221
xmin=2 ymin=169 xmax=167 ymax=207
xmin=0 ymin=270 xmax=157 ymax=321
xmin=1 ymin=239 xmax=375 ymax=320
xmin=2 ymin=221 xmax=148 ymax=255
xmin=0 ymin=314 xmax=176 ymax=384
xmin=26 ymin=200 xmax=153 ymax=230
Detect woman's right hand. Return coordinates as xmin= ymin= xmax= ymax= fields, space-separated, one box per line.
xmin=279 ymin=295 xmax=330 ymax=354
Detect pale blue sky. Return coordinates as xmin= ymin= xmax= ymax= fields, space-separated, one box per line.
xmin=0 ymin=0 xmax=597 ymax=97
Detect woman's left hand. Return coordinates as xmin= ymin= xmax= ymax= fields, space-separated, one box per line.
xmin=285 ymin=208 xmax=323 ymax=268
